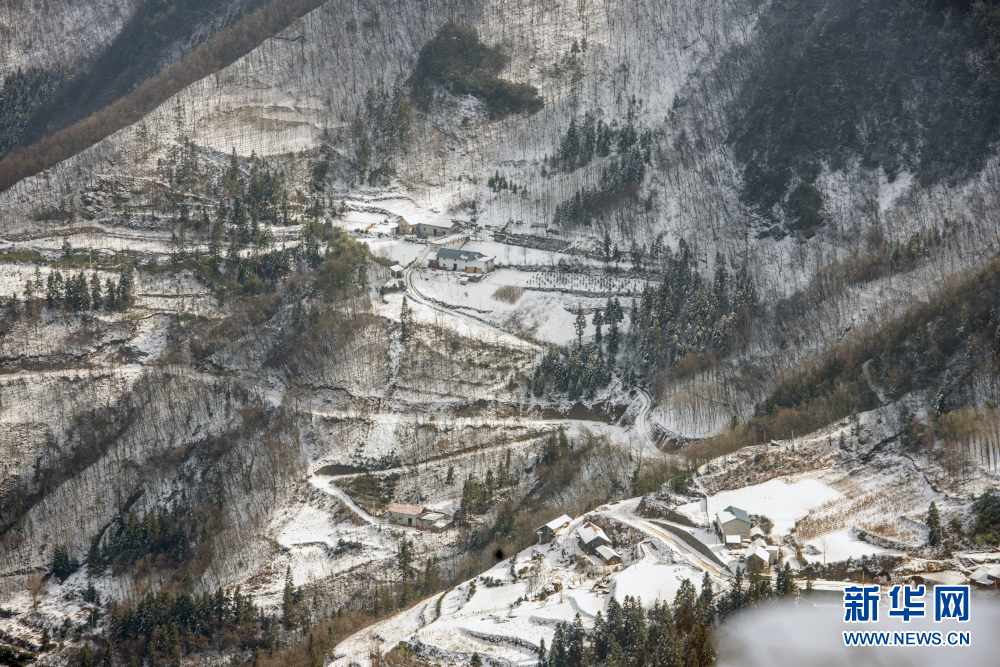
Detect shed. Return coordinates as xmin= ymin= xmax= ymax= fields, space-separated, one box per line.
xmin=970 ymin=565 xmax=1000 ymax=587
xmin=386 ymin=502 xmax=424 ymax=527
xmin=750 ymin=526 xmax=765 ymax=539
xmin=595 ymin=546 xmax=623 ymax=566
xmin=418 ymin=511 xmax=444 ymax=525
xmin=389 ymin=264 xmax=404 ymax=279
xmin=577 ymin=522 xmax=612 ymax=555
xmin=725 ymin=534 xmax=742 ymax=547
xmin=536 ymin=514 xmax=572 ymax=544
xmin=765 ymin=545 xmax=780 ymax=566
xmin=429 ymin=518 xmax=451 ymax=533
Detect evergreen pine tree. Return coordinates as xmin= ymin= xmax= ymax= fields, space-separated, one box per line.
xmin=86 ymin=536 xmax=102 ymax=574
xmin=575 ymin=304 xmax=586 ymax=347
xmin=282 ymin=566 xmax=296 ymax=627
xmin=927 ymin=501 xmax=942 ymax=546
xmin=781 ymin=563 xmax=796 ymax=596
xmin=673 ymin=579 xmax=697 ymax=634
xmin=52 ymin=545 xmax=79 ymax=581
xmin=593 ymin=309 xmax=604 ymax=348
xmin=117 ymin=265 xmax=134 ymax=309
xmin=699 ymin=571 xmax=714 ymax=610
xmin=400 ymin=296 xmax=414 ymax=342
xmin=727 ymin=566 xmax=744 ymax=613
xmin=606 ymin=635 xmax=624 ymax=667
xmin=397 ymin=539 xmax=413 ymax=573
xmin=209 ymin=218 xmax=224 ymax=260
xmin=100 ymin=642 xmax=113 ymax=667
xmin=105 ymin=277 xmax=117 ymax=310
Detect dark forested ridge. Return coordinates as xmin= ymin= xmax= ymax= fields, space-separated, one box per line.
xmin=731 ymin=0 xmax=1000 ymax=231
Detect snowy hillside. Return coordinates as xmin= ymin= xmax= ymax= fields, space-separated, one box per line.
xmin=329 ymin=499 xmax=726 ymax=667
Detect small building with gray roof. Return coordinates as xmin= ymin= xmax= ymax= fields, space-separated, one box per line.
xmin=430 ymin=247 xmax=495 ymax=275
xmin=715 ymin=505 xmax=752 ymax=542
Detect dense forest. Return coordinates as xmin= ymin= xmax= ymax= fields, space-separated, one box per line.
xmin=551 ymin=110 xmax=653 ymax=229
xmin=19 ymin=0 xmax=265 ymax=148
xmin=0 ymin=66 xmax=74 ymax=159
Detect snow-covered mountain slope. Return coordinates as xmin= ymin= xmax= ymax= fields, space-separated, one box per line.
xmin=3 ymin=1 xmax=1000 ymax=665
xmin=2 ymin=0 xmax=997 ymax=437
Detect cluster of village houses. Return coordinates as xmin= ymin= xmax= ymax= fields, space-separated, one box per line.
xmin=715 ymin=504 xmax=1000 ymax=588
xmin=380 ymin=500 xmax=1000 ymax=588
xmin=536 ymin=515 xmax=623 ymax=566
xmin=384 ymin=214 xmax=496 ymax=284
xmin=714 ymin=505 xmax=780 ymax=574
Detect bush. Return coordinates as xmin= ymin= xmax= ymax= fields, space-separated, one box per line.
xmin=410 ymin=23 xmax=543 ymax=118
xmin=51 ymin=545 xmax=80 ymax=582
xmin=315 ymin=233 xmax=368 ymax=298
xmin=970 ymin=488 xmax=1000 ymax=546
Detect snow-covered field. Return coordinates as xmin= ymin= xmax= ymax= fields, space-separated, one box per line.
xmin=802 ymin=528 xmax=902 ymax=565
xmin=678 ymin=477 xmax=844 ymax=536
xmin=365 ymin=238 xmax=425 ymax=267
xmin=410 ymin=264 xmax=642 ymax=345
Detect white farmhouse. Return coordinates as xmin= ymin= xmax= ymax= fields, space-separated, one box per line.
xmin=431 ymin=248 xmax=495 ymax=275
xmin=385 ymin=502 xmax=452 ymax=532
